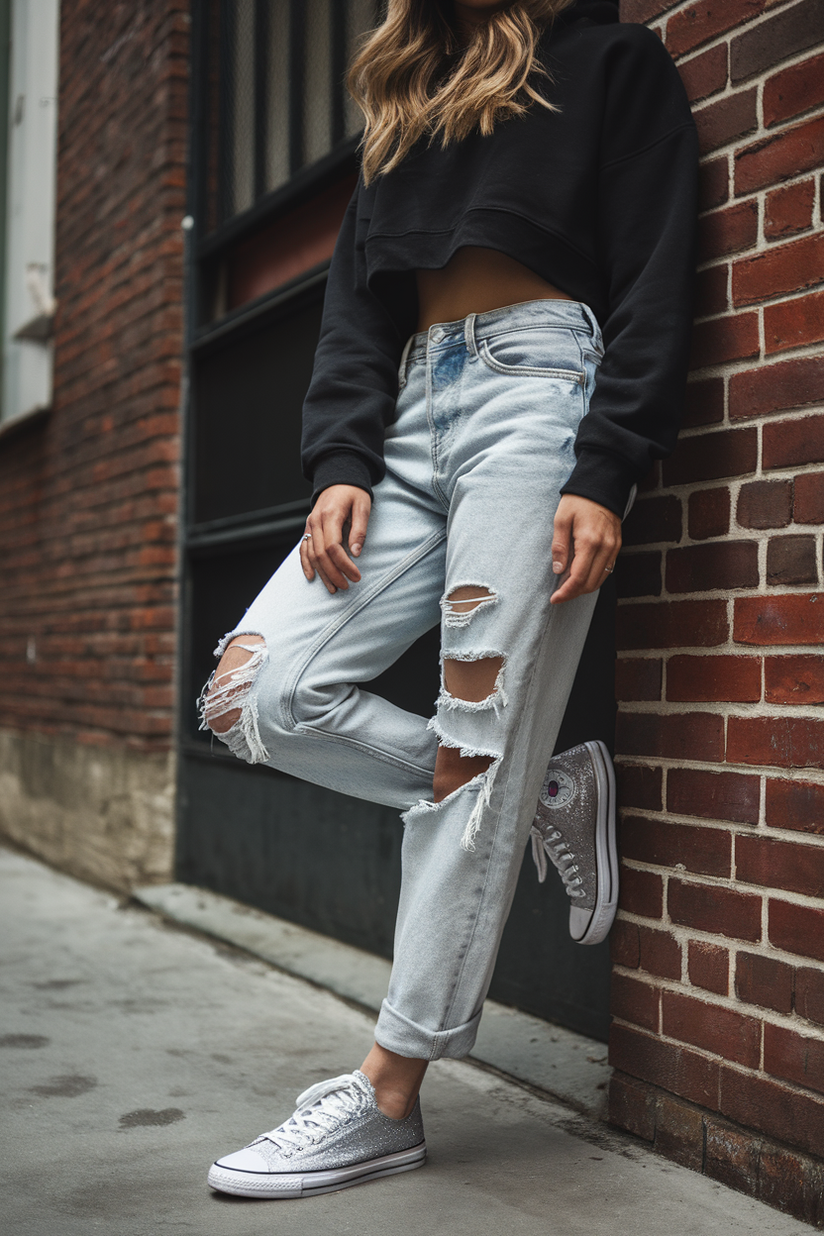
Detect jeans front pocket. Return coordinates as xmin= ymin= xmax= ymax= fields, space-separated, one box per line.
xmin=478 ymin=325 xmax=586 ymax=384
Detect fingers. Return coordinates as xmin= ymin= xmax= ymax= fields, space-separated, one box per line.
xmin=300 ymin=485 xmax=372 ymax=594
xmin=348 ymin=491 xmax=371 ymax=558
xmin=551 ymin=503 xmax=573 ymax=579
xmin=550 ymin=496 xmax=621 ymax=605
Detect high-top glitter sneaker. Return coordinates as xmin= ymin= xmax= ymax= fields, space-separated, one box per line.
xmin=530 ymin=740 xmax=618 ymax=946
xmin=208 ymin=1070 xmax=425 ymax=1199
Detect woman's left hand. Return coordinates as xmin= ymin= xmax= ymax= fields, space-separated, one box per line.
xmin=550 ymin=494 xmax=621 ymax=605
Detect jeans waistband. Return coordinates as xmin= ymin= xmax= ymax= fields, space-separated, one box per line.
xmin=400 ymin=298 xmax=602 ymax=379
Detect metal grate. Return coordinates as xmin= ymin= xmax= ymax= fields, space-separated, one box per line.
xmin=213 ymin=0 xmax=378 ymax=225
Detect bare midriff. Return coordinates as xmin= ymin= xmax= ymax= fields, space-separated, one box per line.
xmin=415 ymin=245 xmax=574 ymax=333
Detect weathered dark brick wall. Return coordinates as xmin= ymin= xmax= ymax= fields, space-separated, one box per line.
xmin=612 ymin=0 xmax=824 ymax=1223
xmin=0 ymin=0 xmax=188 ymax=752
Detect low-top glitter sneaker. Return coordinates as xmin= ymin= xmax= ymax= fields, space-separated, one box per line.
xmin=207 ymin=1070 xmax=426 ymax=1199
xmin=530 ymin=739 xmax=618 ymax=946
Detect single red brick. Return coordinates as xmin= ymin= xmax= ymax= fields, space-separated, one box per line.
xmin=770 ymin=898 xmax=824 ymax=962
xmin=611 ymin=971 xmax=660 ymax=1033
xmin=735 ymin=115 xmax=824 ymax=196
xmin=704 ymin=1117 xmax=761 ymax=1197
xmin=608 ymin=1072 xmax=657 ymax=1142
xmin=764 ymin=1023 xmax=824 ymax=1098
xmin=730 ymin=0 xmax=824 ymax=84
xmin=794 ymin=472 xmax=824 ymax=524
xmin=610 ymin=1024 xmax=721 ymax=1111
xmin=728 ymin=715 xmax=824 ymax=769
xmin=620 ymin=865 xmax=664 ymax=918
xmin=767 ymin=535 xmax=818 ymax=586
xmin=617 ymin=711 xmax=724 ymax=762
xmin=695 ymin=88 xmax=758 ymax=156
xmin=622 ymin=813 xmax=732 ymax=874
xmin=719 ymin=1064 xmax=824 ymax=1160
xmin=667 ymin=765 xmax=760 ymax=823
xmin=638 ymin=925 xmax=683 ymax=980
xmin=766 ymin=655 xmax=824 ymax=706
xmin=758 ymin=1142 xmax=824 ymax=1226
xmin=735 ymin=951 xmax=794 ymax=1014
xmin=615 ymin=658 xmax=663 ymax=703
xmin=737 ymin=479 xmax=793 ymax=530
xmin=616 ymin=760 xmax=663 ymax=808
xmin=765 ymin=289 xmax=824 ymax=355
xmin=764 ymin=180 xmax=816 ymax=242
xmin=611 ymin=916 xmax=641 ymax=969
xmin=766 ymin=778 xmax=824 ymax=835
xmin=762 ymin=412 xmax=824 ymax=467
xmin=667 ymin=654 xmax=760 ymax=705
xmin=735 ymin=593 xmax=824 ymax=646
xmin=698 ymin=156 xmax=731 ymax=213
xmin=666 ymin=0 xmax=766 ymax=59
xmin=737 ymin=833 xmax=824 ymax=899
xmin=617 ymin=599 xmax=728 ymax=650
xmin=764 ymin=52 xmax=824 ymax=128
xmin=733 ymin=232 xmax=824 ymax=307
xmin=617 ymin=551 xmax=663 ymax=599
xmin=689 ymin=487 xmax=730 ymax=540
xmin=683 ymin=376 xmax=725 ymax=427
xmin=678 ymin=41 xmax=728 ymax=102
xmin=796 ymin=966 xmax=824 ymax=1026
xmin=697 ymin=199 xmax=758 ymax=262
xmin=662 ymin=426 xmax=758 ymax=485
xmin=663 ymin=989 xmax=760 ymax=1066
xmin=669 ymin=878 xmax=762 ymax=942
xmin=666 ymin=541 xmax=759 ymax=593
xmin=622 ymin=495 xmax=682 ymax=546
xmin=690 ymin=312 xmax=760 ymax=369
xmin=654 ymin=1093 xmax=706 ymax=1172
xmin=694 ymin=265 xmax=729 ymax=318
xmin=689 ymin=941 xmax=730 ymax=995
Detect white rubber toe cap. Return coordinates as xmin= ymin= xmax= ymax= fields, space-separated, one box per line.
xmin=214 ymin=1145 xmax=270 ymax=1172
xmin=569 ymin=905 xmax=593 ymax=942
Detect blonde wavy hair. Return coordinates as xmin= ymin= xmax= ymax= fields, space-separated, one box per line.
xmin=349 ymin=0 xmax=577 ymax=185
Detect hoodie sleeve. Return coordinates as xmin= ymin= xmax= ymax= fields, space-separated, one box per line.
xmin=560 ymin=26 xmax=699 ymax=517
xmin=300 ymin=181 xmax=405 ymax=503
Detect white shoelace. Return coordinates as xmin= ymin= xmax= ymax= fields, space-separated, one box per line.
xmin=260 ymin=1074 xmax=363 ymax=1152
xmin=530 ymin=825 xmax=585 ymax=897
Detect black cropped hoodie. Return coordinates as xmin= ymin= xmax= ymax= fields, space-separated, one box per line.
xmin=301 ymin=0 xmax=699 ymax=518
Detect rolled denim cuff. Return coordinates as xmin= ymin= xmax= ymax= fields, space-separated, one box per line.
xmin=375 ymin=998 xmax=483 ymax=1061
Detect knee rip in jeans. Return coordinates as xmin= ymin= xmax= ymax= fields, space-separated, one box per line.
xmin=440 ymin=584 xmax=498 ymax=629
xmin=427 ymin=592 xmax=508 ymax=849
xmin=197 ymin=633 xmax=270 ymax=764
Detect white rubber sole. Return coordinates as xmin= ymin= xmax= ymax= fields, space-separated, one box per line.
xmin=207 ymin=1141 xmax=426 ymax=1199
xmin=574 ymin=740 xmax=618 ymax=946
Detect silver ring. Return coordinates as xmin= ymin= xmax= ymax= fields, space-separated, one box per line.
xmin=302 ymin=533 xmax=312 ymax=541
xmin=604 ymin=564 xmax=614 ymax=573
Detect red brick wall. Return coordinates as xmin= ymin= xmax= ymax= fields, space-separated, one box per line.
xmin=611 ymin=0 xmax=824 ymax=1218
xmin=0 ymin=0 xmax=188 ymax=752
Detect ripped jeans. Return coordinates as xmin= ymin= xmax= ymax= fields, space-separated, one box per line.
xmin=200 ymin=299 xmax=604 ymax=1060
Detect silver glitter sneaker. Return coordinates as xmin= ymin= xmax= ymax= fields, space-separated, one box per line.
xmin=207 ymin=1070 xmax=426 ymax=1199
xmin=530 ymin=740 xmax=618 ymax=946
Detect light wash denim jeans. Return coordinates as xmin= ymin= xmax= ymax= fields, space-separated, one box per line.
xmin=202 ymin=299 xmax=605 ymax=1060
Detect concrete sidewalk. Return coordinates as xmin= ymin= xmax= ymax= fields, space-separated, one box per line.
xmin=0 ymin=846 xmax=813 ymax=1236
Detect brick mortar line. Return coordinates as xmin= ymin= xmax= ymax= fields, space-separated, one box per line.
xmin=612 ymin=961 xmax=824 ymax=1033
xmin=618 ymin=866 xmax=824 ymax=910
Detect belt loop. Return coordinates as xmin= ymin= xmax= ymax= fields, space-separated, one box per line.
xmin=464 ymin=312 xmax=478 ymax=359
xmin=582 ymin=303 xmax=603 ymax=348
xmin=398 ymin=333 xmax=414 ymax=388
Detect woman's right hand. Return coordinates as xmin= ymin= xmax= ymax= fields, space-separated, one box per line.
xmin=300 ymin=484 xmax=372 ymax=594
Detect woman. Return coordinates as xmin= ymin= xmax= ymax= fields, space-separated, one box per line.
xmin=203 ymin=0 xmax=697 ymax=1200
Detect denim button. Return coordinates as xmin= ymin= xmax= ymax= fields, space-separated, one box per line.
xmin=430 ymin=327 xmax=444 ymax=343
